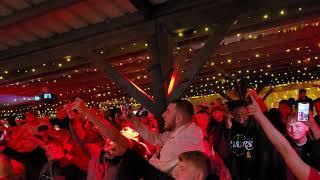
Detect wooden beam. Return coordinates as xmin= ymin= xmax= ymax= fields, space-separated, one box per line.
xmin=217 ymin=90 xmax=233 ymax=102
xmin=0 ymin=0 xmax=318 ymax=87
xmin=149 ymin=22 xmax=173 ymax=84
xmin=88 ymin=54 xmax=154 ymax=112
xmin=168 ymin=21 xmax=234 ymax=102
xmin=0 ymin=0 xmax=81 ymax=28
xmin=148 ymin=22 xmax=173 ymax=129
xmin=1 ymin=0 xmax=316 ymax=63
xmin=129 ymin=0 xmax=155 ymax=18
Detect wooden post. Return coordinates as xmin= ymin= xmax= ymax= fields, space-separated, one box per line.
xmin=148 ymin=21 xmax=173 ymax=130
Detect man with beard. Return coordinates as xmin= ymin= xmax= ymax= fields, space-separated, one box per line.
xmin=71 ymin=98 xmax=213 ymax=180
xmin=73 ymin=99 xmax=205 ymax=174
xmin=131 ymin=99 xmax=206 ymax=173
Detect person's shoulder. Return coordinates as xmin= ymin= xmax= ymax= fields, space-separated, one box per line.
xmin=187 ymin=122 xmax=204 ymax=133
xmin=178 ymin=123 xmax=204 ymax=140
xmin=307 ymin=97 xmax=313 ymax=101
xmin=307 ymin=139 xmax=320 ymax=148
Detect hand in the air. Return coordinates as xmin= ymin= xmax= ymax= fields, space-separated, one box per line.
xmin=247 ymin=95 xmax=263 ymax=118
xmin=71 ymin=98 xmax=88 ymax=115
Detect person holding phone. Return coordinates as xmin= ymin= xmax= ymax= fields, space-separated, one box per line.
xmin=297 ymin=102 xmax=320 ymax=141
xmin=49 ymin=106 xmax=71 ymax=132
xmin=285 ymin=112 xmax=320 ymax=173
xmin=247 ymin=95 xmax=320 ymax=180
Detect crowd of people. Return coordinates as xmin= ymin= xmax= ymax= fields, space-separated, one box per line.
xmin=0 ymin=88 xmax=319 ymax=180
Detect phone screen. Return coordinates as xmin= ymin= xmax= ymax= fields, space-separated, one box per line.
xmin=297 ymin=103 xmax=309 ymax=121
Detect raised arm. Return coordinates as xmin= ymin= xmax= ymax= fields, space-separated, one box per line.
xmin=130 ymin=115 xmax=168 ymax=146
xmin=247 ymin=96 xmax=311 ymax=180
xmin=71 ymin=98 xmax=132 ymax=151
xmin=306 ymin=114 xmax=320 ymax=140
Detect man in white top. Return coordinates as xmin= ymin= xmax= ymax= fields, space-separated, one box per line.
xmin=132 ymin=99 xmax=206 ymax=173
xmin=71 ymin=98 xmax=206 ymax=177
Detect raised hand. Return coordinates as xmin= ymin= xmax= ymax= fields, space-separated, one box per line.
xmin=246 ymin=89 xmax=259 ymax=99
xmin=71 ymin=98 xmax=88 ymax=115
xmin=247 ymin=95 xmax=263 ymax=117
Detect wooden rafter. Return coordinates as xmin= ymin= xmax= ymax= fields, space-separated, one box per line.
xmin=88 ymin=54 xmax=154 ymax=112
xmin=168 ymin=21 xmax=234 ymax=102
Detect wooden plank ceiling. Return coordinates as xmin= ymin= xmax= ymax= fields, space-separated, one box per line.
xmin=0 ymin=0 xmax=136 ymax=50
xmin=0 ymin=0 xmax=319 ymax=112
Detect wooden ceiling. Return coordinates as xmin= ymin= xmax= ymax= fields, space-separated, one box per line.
xmin=0 ymin=0 xmax=319 ymax=110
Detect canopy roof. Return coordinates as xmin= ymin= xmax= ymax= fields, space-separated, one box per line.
xmin=0 ymin=0 xmax=319 ymax=114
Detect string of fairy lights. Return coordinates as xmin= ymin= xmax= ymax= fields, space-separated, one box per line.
xmin=0 ymin=6 xmax=319 ymax=118
xmin=0 ymin=6 xmax=313 ymax=80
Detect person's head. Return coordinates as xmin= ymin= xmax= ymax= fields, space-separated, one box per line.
xmin=194 ymin=110 xmax=210 ymax=133
xmin=25 ymin=111 xmax=37 ymax=121
xmin=103 ymin=139 xmax=126 ymax=159
xmin=37 ymin=125 xmax=50 ymax=141
xmin=266 ymin=108 xmax=281 ymax=123
xmin=56 ymin=106 xmax=67 ymax=120
xmin=288 ymin=98 xmax=296 ymax=108
xmin=162 ymin=99 xmax=194 ymax=131
xmin=211 ymin=106 xmax=225 ymax=123
xmin=286 ymin=112 xmax=309 ymax=144
xmin=195 ymin=110 xmax=210 ymax=122
xmin=172 ymin=151 xmax=211 ymax=180
xmin=199 ymin=102 xmax=209 ymax=113
xmin=278 ymin=100 xmax=292 ymax=119
xmin=196 ymin=105 xmax=204 ymax=113
xmin=4 ymin=116 xmax=17 ymax=127
xmin=314 ymin=98 xmax=320 ymax=115
xmin=215 ymin=98 xmax=223 ymax=106
xmin=298 ymin=89 xmax=307 ymax=100
xmin=228 ymin=100 xmax=248 ymax=125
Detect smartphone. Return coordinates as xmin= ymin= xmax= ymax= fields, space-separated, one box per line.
xmin=297 ymin=102 xmax=310 ymax=121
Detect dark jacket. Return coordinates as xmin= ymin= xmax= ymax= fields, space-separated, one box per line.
xmin=207 ymin=120 xmax=231 ymax=162
xmin=217 ymin=118 xmax=273 ymax=180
